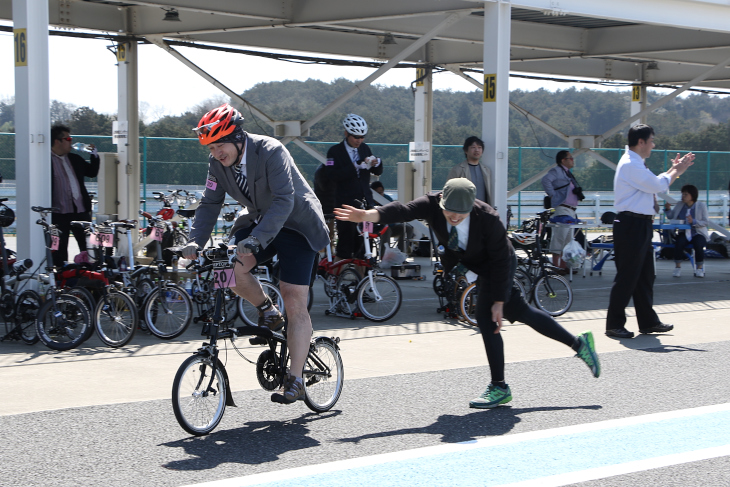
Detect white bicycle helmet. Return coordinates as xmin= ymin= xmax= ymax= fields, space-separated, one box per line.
xmin=343 ymin=113 xmax=368 ymax=136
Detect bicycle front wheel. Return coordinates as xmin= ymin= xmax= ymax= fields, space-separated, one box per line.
xmin=356 ymin=275 xmax=402 ymax=322
xmin=459 ymin=283 xmax=478 ymax=326
xmin=237 ymin=281 xmax=285 ymax=327
xmin=63 ymin=286 xmax=97 ymax=343
xmin=143 ymin=285 xmax=193 ymax=339
xmin=95 ymin=291 xmax=138 ymax=347
xmin=533 ymin=274 xmax=573 ymax=317
xmin=172 ymin=355 xmax=227 ymax=436
xmin=15 ymin=289 xmax=41 ymax=345
xmin=303 ymin=338 xmax=344 ymax=413
xmin=35 ymin=295 xmax=91 ymax=351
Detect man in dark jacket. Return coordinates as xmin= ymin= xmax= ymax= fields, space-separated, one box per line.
xmin=334 ymin=178 xmax=600 ymax=408
xmin=50 ymin=124 xmax=100 ymax=267
xmin=324 ymin=114 xmax=383 ymax=259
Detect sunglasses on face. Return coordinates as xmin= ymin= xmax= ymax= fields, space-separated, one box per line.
xmin=349 ymin=134 xmax=365 ymax=140
xmin=192 ymin=120 xmax=220 ymax=136
xmin=59 ymin=136 xmax=72 ymax=142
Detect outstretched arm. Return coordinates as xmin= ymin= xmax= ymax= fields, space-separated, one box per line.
xmin=333 ymin=204 xmax=381 ymax=223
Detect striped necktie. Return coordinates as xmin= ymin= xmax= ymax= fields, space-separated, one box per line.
xmin=447 ymin=226 xmax=460 ymax=251
xmin=233 ymin=164 xmax=251 ymax=201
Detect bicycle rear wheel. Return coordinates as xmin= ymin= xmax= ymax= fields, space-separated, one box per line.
xmin=356 ymin=275 xmax=402 ymax=322
xmin=303 ymin=338 xmax=344 ymax=413
xmin=35 ymin=294 xmax=91 ymax=351
xmin=63 ymin=286 xmax=97 ymax=343
xmin=459 ymin=283 xmax=478 ymax=326
xmin=237 ymin=281 xmax=285 ymax=327
xmin=533 ymin=274 xmax=573 ymax=317
xmin=143 ymin=284 xmax=193 ymax=339
xmin=15 ymin=289 xmax=41 ymax=345
xmin=95 ymin=291 xmax=138 ymax=347
xmin=172 ymin=354 xmax=227 ymax=436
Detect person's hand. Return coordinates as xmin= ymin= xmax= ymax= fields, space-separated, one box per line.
xmin=491 ymin=302 xmax=504 ymax=333
xmin=664 ymin=202 xmax=671 ymax=211
xmin=236 ymin=236 xmax=261 ymax=256
xmin=686 ymin=214 xmax=693 ymax=224
xmin=364 ymin=156 xmax=378 ymax=168
xmin=671 ymin=152 xmax=695 ymax=174
xmin=181 ymin=242 xmax=199 ymax=260
xmin=89 ymin=144 xmax=98 ymax=157
xmin=333 ymin=204 xmax=365 ymax=222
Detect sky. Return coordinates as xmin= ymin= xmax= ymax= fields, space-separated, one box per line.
xmin=0 ymin=26 xmax=628 ymax=123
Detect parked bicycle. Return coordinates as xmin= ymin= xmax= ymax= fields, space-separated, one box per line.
xmin=317 ymin=219 xmax=402 ymax=322
xmin=170 ymin=245 xmax=343 ymax=436
xmin=510 ymin=211 xmax=573 ymax=317
xmin=0 ymin=199 xmax=43 ymax=345
xmin=31 ymin=207 xmax=92 ymax=351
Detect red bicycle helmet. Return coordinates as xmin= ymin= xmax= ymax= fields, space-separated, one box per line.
xmin=193 ymin=103 xmax=244 ymax=145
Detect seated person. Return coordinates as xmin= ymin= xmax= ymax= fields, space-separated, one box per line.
xmin=663 ymin=184 xmax=709 ymax=278
xmin=370 ymin=181 xmax=393 ymax=202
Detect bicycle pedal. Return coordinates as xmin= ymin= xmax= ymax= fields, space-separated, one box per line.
xmin=249 ymin=336 xmax=268 ymax=346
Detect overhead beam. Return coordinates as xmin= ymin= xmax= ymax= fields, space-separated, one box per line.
xmin=145 ymin=35 xmax=275 ymax=124
xmin=596 ymin=52 xmax=730 ymax=144
xmin=281 ymin=10 xmax=470 ymax=143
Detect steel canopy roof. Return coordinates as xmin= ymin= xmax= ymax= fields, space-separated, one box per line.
xmin=4 ymin=0 xmax=730 ymax=90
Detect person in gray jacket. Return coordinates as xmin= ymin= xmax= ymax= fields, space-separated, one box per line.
xmin=182 ymin=104 xmax=329 ymax=405
xmin=663 ymin=184 xmax=709 ymax=278
xmin=446 ymin=136 xmax=492 ymax=205
xmin=541 ymin=150 xmax=585 ymax=271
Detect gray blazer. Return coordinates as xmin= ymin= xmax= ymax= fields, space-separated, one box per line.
xmin=542 ymin=165 xmax=574 ymax=208
xmin=665 ymin=201 xmax=710 ymax=240
xmin=189 ymin=132 xmax=329 ymax=252
xmin=446 ymin=161 xmax=492 ymax=205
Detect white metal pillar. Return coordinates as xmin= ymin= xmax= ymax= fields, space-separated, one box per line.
xmin=413 ymin=65 xmax=434 ymax=198
xmin=116 ymin=40 xmax=140 ymax=249
xmin=13 ymin=0 xmax=50 ymax=263
xmin=482 ymin=1 xmax=511 ymax=221
xmin=630 ymin=84 xmax=647 ymax=127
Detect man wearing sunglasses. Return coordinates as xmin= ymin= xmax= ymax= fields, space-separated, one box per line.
xmin=50 ymin=124 xmax=100 ymax=267
xmin=322 ymin=113 xmax=383 ymax=260
xmin=183 ymin=104 xmax=329 ymax=405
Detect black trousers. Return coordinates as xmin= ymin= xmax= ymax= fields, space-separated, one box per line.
xmin=335 ymin=220 xmax=364 ymax=259
xmin=51 ymin=212 xmax=90 ymax=268
xmin=606 ymin=213 xmax=660 ymax=330
xmin=475 ymin=257 xmax=576 ymax=384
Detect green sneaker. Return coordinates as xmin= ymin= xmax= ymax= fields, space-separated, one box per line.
xmin=469 ymin=383 xmax=512 ymax=409
xmin=576 ymin=330 xmax=601 ymax=378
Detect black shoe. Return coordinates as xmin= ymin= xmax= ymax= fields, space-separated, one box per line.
xmin=605 ymin=328 xmax=635 ymax=339
xmin=639 ymin=323 xmax=674 ymax=334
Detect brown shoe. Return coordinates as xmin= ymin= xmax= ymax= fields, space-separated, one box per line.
xmin=258 ymin=306 xmax=284 ymax=331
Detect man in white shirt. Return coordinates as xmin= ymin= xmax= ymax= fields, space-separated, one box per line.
xmin=606 ymin=124 xmax=695 ymax=339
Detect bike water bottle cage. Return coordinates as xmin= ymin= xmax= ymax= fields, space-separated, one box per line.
xmin=256 ymin=295 xmax=274 ymax=313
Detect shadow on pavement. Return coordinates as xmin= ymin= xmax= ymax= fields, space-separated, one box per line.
xmin=159 ymin=410 xmax=342 ymax=470
xmin=336 ymin=404 xmax=602 ymax=445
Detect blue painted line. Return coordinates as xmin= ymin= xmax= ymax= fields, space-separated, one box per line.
xmin=183 ymin=404 xmax=730 ymax=487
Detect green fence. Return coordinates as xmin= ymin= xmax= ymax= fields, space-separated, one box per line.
xmin=2 ymin=133 xmax=729 ymax=201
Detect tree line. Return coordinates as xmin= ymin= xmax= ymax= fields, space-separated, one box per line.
xmin=2 ymin=79 xmax=730 ymax=190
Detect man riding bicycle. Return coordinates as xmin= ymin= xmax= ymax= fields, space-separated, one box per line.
xmin=182 ymin=103 xmax=329 ymax=404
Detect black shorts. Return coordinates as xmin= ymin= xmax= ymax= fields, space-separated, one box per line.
xmin=232 ymin=226 xmax=317 ymax=286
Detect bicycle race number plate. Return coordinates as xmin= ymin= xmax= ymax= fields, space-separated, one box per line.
xmin=89 ymin=233 xmax=98 ymax=246
xmin=213 ymin=262 xmax=236 ymax=289
xmin=363 ymin=221 xmax=373 ymax=234
xmin=149 ymin=226 xmax=164 ymax=242
xmin=98 ymin=231 xmax=114 ymax=248
xmin=50 ymin=228 xmax=60 ymax=251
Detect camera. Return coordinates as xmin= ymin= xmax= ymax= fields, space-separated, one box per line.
xmin=572 ymin=186 xmax=585 ymax=201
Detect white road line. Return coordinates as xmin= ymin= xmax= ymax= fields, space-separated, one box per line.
xmin=180 ymin=403 xmax=730 ymax=487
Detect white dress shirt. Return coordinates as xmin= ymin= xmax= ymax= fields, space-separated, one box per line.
xmin=613 ymin=149 xmax=671 ymax=215
xmin=446 ymin=214 xmax=470 ymax=251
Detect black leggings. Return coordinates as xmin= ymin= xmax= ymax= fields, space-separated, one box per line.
xmin=476 ymin=282 xmax=576 ymax=384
